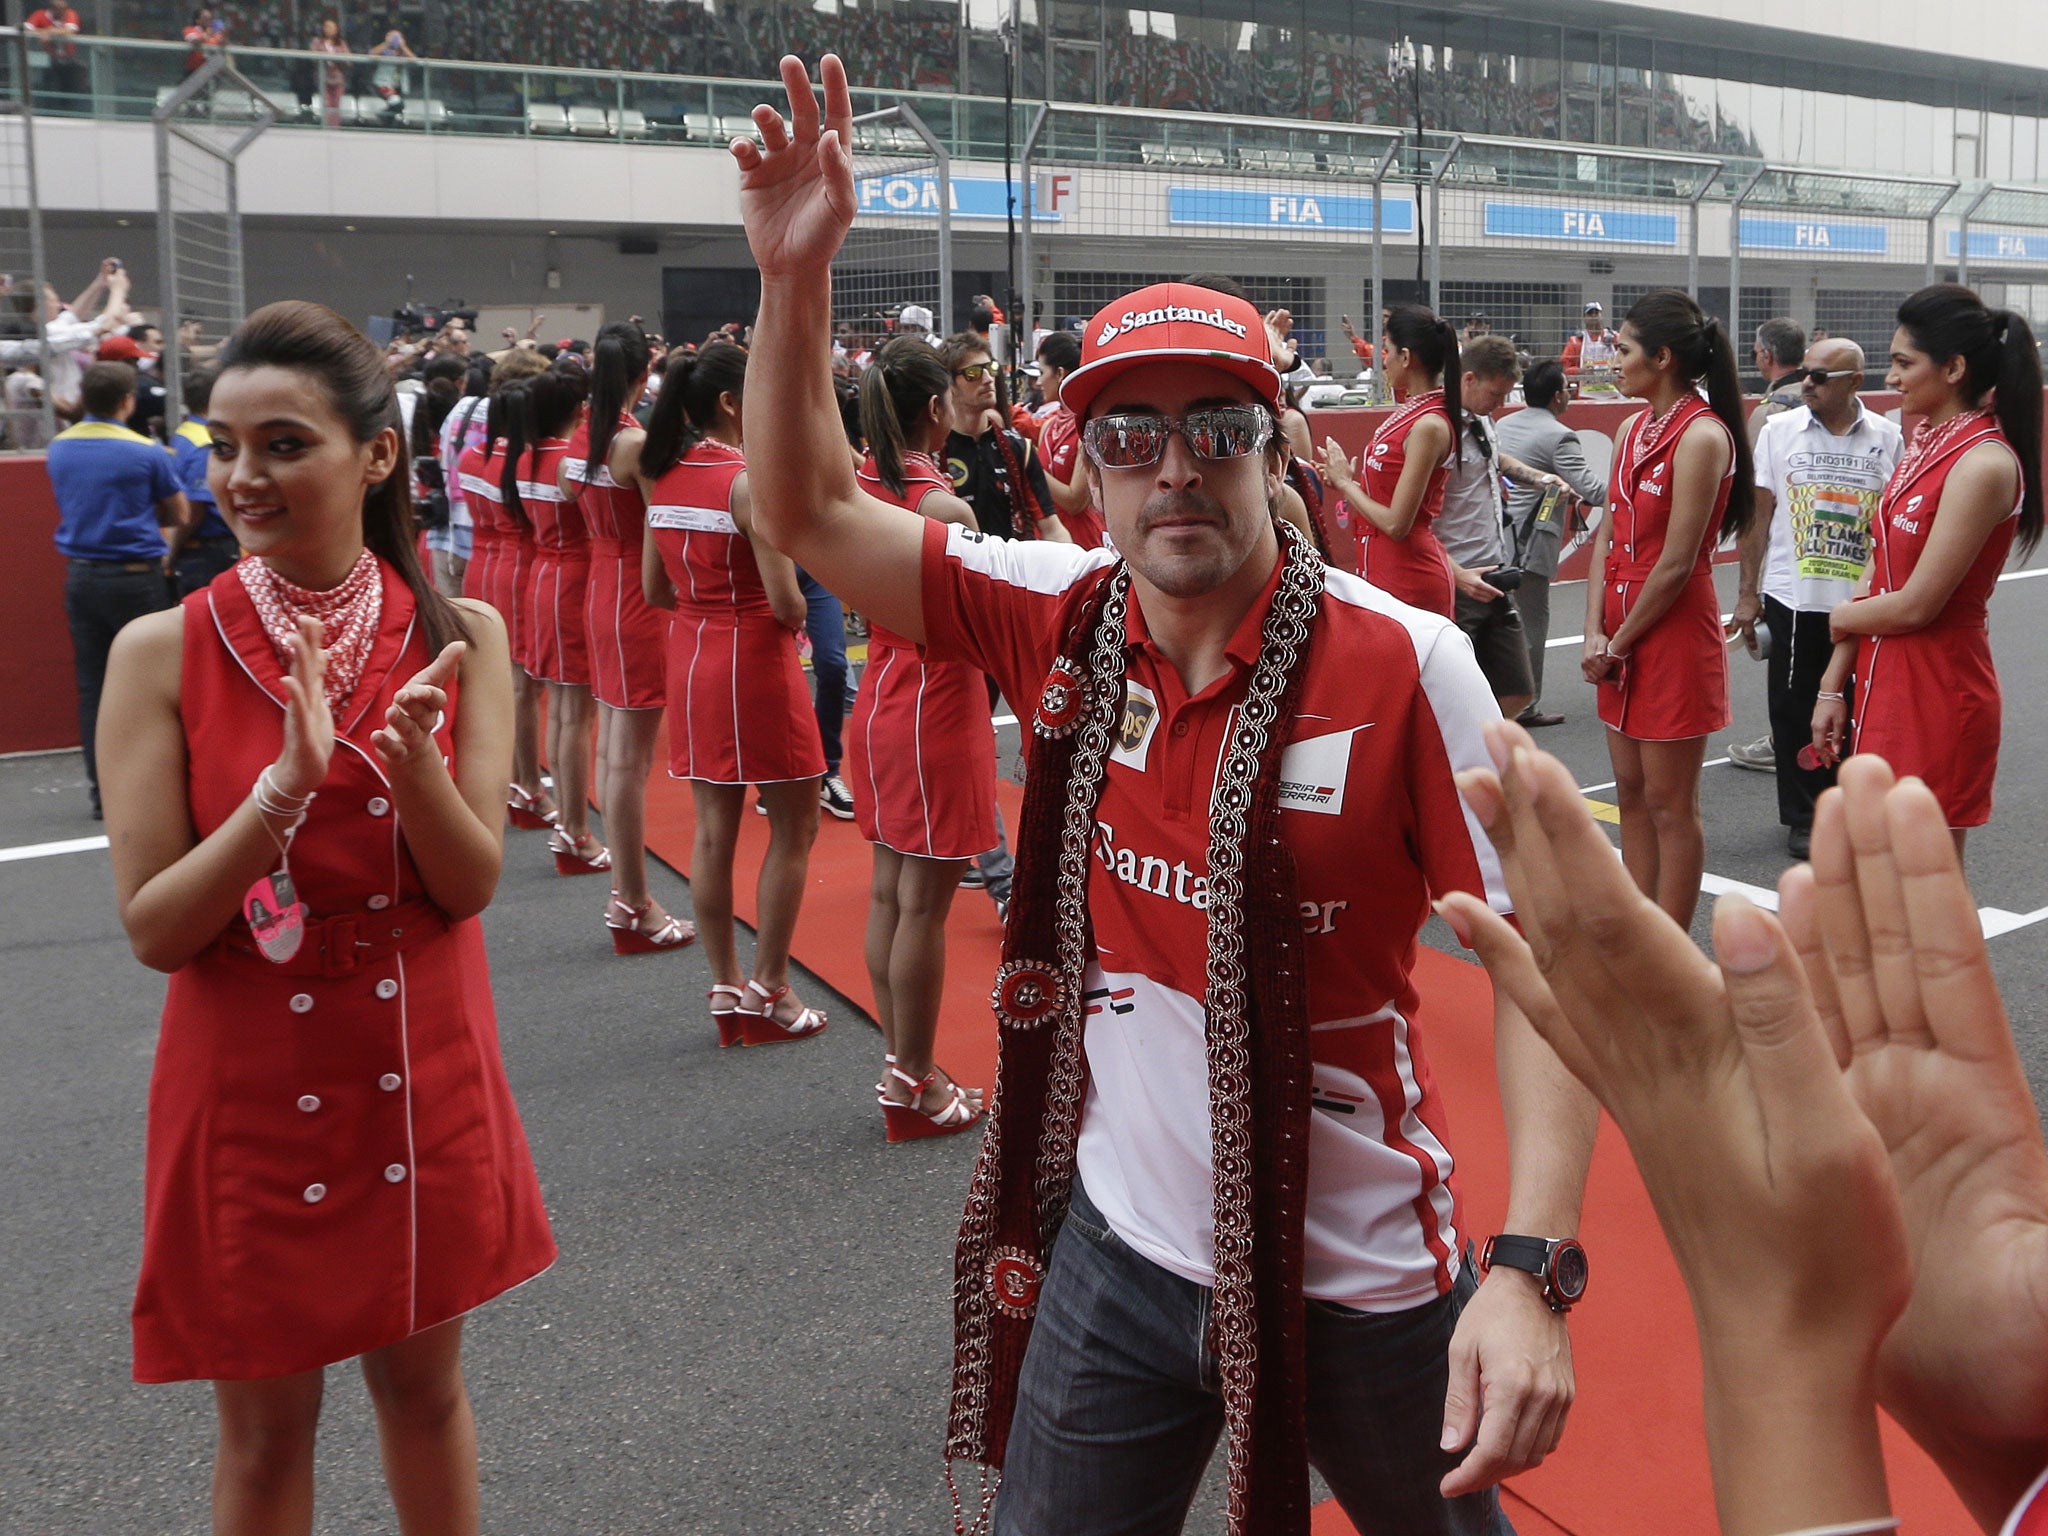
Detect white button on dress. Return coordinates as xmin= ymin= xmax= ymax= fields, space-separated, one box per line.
xmin=374 ymin=978 xmax=399 ymax=1000
xmin=384 ymin=1163 xmax=407 ymax=1183
xmin=367 ymin=894 xmax=390 ymax=911
xmin=297 ymin=1094 xmax=320 ymax=1112
xmin=303 ymin=1183 xmax=327 ymax=1203
xmin=367 ymin=797 xmax=391 ymax=816
xmin=379 ymin=1073 xmax=402 ymax=1091
xmin=289 ymin=993 xmax=314 ymax=1014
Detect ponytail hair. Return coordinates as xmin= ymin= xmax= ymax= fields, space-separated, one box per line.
xmin=215 ymin=300 xmax=469 ymax=656
xmin=1384 ymin=303 xmax=1464 ymax=461
xmin=1897 ymin=283 xmax=2044 ymax=556
xmin=859 ymin=335 xmax=952 ymax=498
xmin=495 ymin=366 xmax=587 ymax=526
xmin=1622 ymin=288 xmax=1756 ymax=543
xmin=638 ymin=340 xmax=747 ymax=481
xmin=585 ymin=318 xmax=652 ymax=482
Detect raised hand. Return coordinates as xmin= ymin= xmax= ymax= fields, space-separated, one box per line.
xmin=1796 ymin=759 xmax=2048 ymax=1528
xmin=1316 ymin=435 xmax=1356 ymax=490
xmin=732 ymin=54 xmax=858 ymax=280
xmin=1439 ymin=721 xmax=1907 ymax=1536
xmin=371 ymin=641 xmax=464 ymax=774
xmin=273 ymin=616 xmax=335 ymax=799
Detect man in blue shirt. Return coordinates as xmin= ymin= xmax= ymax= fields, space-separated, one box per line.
xmin=169 ymin=365 xmax=238 ymax=595
xmin=47 ymin=359 xmax=190 ymax=816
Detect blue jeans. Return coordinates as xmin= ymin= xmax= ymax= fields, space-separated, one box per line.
xmin=995 ymin=1179 xmax=1512 ymax=1536
xmin=64 ymin=558 xmax=176 ymax=803
xmin=798 ymin=568 xmax=846 ymax=774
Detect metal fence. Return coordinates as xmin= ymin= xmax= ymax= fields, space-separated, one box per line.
xmin=152 ymin=55 xmax=275 ymax=433
xmin=0 ymin=28 xmax=50 ymax=450
xmin=834 ymin=105 xmax=951 ymax=347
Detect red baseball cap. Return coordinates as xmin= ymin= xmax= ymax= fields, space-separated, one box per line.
xmin=1060 ymin=282 xmax=1282 ymax=421
xmin=96 ymin=334 xmax=146 ymax=362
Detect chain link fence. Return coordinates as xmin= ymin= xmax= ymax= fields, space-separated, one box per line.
xmin=1957 ymin=183 xmax=2048 ymax=330
xmin=835 ymin=104 xmax=951 ymax=348
xmin=0 ymin=29 xmax=51 ymax=449
xmin=153 ymin=55 xmax=275 ymax=432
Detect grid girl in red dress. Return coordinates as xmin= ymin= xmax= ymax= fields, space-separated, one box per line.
xmin=1316 ymin=303 xmax=1464 ymax=616
xmin=636 ymin=341 xmax=828 ymax=1046
xmin=849 ymin=337 xmax=991 ymax=1139
xmin=495 ymin=365 xmax=607 ymax=876
xmin=561 ymin=320 xmax=694 ymax=951
xmin=97 ymin=301 xmax=553 ymax=1535
xmin=1582 ymin=288 xmax=1754 ymax=926
xmin=1813 ymin=283 xmax=2044 ymax=850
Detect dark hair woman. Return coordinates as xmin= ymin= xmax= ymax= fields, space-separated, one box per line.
xmin=96 ymin=300 xmax=554 ymax=1530
xmin=559 ymin=319 xmax=694 ymax=950
xmin=1813 ymin=282 xmax=2043 ymax=853
xmin=636 ymin=341 xmax=829 ymax=1044
xmin=499 ymin=363 xmax=608 ymax=877
xmin=454 ymin=346 xmax=554 ymax=830
xmin=1584 ymin=287 xmax=1752 ymax=926
xmin=1316 ymin=302 xmax=1465 ymax=615
xmin=849 ymin=337 xmax=990 ymax=1137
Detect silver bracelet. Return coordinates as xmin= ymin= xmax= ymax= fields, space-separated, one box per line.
xmin=252 ymin=763 xmax=316 ymax=825
xmin=1816 ymin=690 xmax=1846 ymax=702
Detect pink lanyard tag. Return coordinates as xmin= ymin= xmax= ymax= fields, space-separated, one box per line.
xmin=243 ymin=868 xmax=307 ymax=963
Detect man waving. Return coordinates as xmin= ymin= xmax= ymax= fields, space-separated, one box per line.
xmin=732 ymin=56 xmax=1596 ymax=1536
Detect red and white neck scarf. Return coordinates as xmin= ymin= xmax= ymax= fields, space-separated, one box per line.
xmin=238 ymin=549 xmax=383 ymax=712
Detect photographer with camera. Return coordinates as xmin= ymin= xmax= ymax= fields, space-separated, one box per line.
xmin=1437 ymin=335 xmax=1566 ymax=721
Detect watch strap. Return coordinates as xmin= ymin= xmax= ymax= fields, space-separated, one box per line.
xmin=1484 ymin=1233 xmax=1552 ymax=1275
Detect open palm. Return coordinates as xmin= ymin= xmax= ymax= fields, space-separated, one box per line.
xmin=733 ymin=54 xmax=859 ymax=280
xmin=1795 ymin=763 xmax=2048 ymax=1525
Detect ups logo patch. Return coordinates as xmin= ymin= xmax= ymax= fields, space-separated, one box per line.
xmin=1119 ymin=695 xmax=1155 ymax=754
xmin=1110 ymin=682 xmax=1160 ymax=771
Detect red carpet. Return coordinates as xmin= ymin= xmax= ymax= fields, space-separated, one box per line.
xmin=636 ymin=735 xmax=1973 ymax=1533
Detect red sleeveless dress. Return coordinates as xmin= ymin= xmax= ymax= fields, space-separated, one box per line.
xmin=133 ymin=561 xmax=556 ymax=1382
xmin=848 ymin=452 xmax=998 ymax=859
xmin=518 ymin=437 xmax=592 ymax=687
xmin=1597 ymin=396 xmax=1736 ymax=741
xmin=1356 ymin=390 xmax=1455 ymax=615
xmin=646 ymin=439 xmax=824 ymax=784
xmin=566 ymin=414 xmax=665 ymax=711
xmin=1851 ymin=415 xmax=2020 ymax=828
xmin=456 ymin=439 xmax=535 ymax=671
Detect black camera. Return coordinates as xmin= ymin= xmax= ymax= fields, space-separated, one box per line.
xmin=1489 ymin=566 xmax=1525 ymax=593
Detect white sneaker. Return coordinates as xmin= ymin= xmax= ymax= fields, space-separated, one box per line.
xmin=820 ymin=774 xmax=855 ymax=820
xmin=1727 ymin=734 xmax=1775 ymax=773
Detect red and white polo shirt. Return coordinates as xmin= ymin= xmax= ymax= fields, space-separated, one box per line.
xmin=920 ymin=519 xmax=1511 ymax=1310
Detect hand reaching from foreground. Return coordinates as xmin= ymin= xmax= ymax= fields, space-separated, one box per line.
xmin=1437 ymin=720 xmax=1907 ymax=1536
xmin=1800 ymin=758 xmax=2048 ymax=1529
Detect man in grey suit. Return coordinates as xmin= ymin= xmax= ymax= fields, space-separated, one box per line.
xmin=1495 ymin=359 xmax=1607 ymax=726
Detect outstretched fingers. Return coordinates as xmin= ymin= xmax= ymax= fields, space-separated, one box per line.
xmin=1779 ymin=862 xmax=1851 ymax=1067
xmin=1837 ymin=756 xmax=1933 ymax=1048
xmin=1887 ymin=777 xmax=2012 ymax=1066
xmin=1809 ymin=785 xmax=1886 ymax=1056
xmin=1712 ymin=895 xmax=1849 ymax=1137
xmin=819 ymin=53 xmax=852 ymax=145
xmin=1438 ymin=892 xmax=1597 ymax=1092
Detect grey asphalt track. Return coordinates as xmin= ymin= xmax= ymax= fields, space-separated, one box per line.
xmin=5 ymin=551 xmax=2046 ymax=1534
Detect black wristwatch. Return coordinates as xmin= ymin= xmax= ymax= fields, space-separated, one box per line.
xmin=1480 ymin=1234 xmax=1589 ymax=1313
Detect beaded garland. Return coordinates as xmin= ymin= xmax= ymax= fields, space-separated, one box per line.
xmin=237 ymin=550 xmax=383 ymax=712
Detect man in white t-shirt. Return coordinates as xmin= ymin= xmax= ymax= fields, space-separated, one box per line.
xmin=1730 ymin=338 xmax=1901 ymax=857
xmin=733 ymin=56 xmax=1596 ymax=1536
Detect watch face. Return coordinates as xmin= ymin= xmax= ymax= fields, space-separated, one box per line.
xmin=1552 ymin=1242 xmax=1589 ymax=1302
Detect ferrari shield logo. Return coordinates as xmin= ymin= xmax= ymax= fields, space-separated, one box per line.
xmin=1112 ymin=682 xmax=1159 ymax=770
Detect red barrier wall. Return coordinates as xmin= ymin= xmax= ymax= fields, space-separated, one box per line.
xmin=1 ymin=456 xmax=81 ymax=755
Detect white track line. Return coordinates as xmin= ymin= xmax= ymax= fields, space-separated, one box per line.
xmin=0 ymin=834 xmax=108 ymax=863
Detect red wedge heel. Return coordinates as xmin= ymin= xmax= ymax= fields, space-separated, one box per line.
xmin=605 ymin=896 xmax=696 ymax=955
xmin=550 ymin=830 xmax=611 ymax=877
xmin=507 ymin=783 xmax=559 ymax=830
xmin=880 ymin=1063 xmax=985 ymax=1142
xmin=731 ymin=980 xmax=828 ymax=1046
xmin=708 ymin=984 xmax=746 ymax=1048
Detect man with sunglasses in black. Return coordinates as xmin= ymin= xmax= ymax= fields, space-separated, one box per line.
xmin=1729 ymin=338 xmax=1901 ymax=857
xmin=734 ymin=56 xmax=1596 ymax=1536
